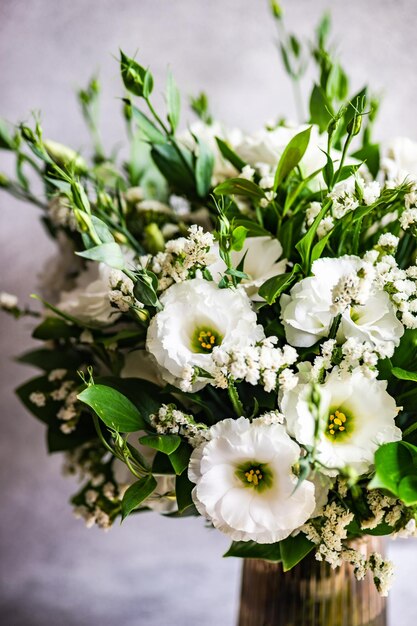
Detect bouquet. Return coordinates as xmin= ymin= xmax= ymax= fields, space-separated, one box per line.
xmin=2 ymin=4 xmax=417 ymax=599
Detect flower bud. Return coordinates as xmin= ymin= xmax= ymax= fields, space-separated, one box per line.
xmin=44 ymin=139 xmax=87 ymax=173
xmin=0 ymin=172 xmax=8 ymax=187
xmin=346 ymin=114 xmax=362 ymax=137
xmin=144 ymin=222 xmax=165 ymax=254
xmin=270 ymin=0 xmax=283 ymax=19
xmin=120 ymin=51 xmax=154 ymax=98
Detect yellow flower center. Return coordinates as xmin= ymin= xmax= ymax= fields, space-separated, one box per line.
xmin=236 ymin=461 xmax=273 ymax=491
xmin=197 ymin=329 xmax=217 ymax=351
xmin=244 ymin=467 xmax=264 ymax=486
xmin=191 ymin=326 xmax=223 ymax=353
xmin=327 ymin=409 xmax=347 ymax=437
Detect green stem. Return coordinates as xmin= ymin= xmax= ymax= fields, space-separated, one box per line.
xmin=92 ymin=413 xmax=123 ymax=459
xmin=293 ymin=78 xmax=304 ymax=123
xmin=228 ymin=380 xmax=245 ymax=417
xmin=334 ymin=133 xmax=353 ymax=184
xmin=328 ymin=313 xmax=342 ymax=339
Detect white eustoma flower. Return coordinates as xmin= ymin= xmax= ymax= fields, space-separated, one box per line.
xmin=146 ymin=278 xmax=264 ymax=391
xmin=280 ymin=255 xmax=404 ymax=354
xmin=57 ymin=262 xmax=121 ymax=325
xmin=188 ymin=417 xmax=316 ymax=543
xmin=281 ymin=368 xmax=402 ymax=475
xmin=208 ymin=236 xmax=286 ymax=300
xmin=382 ymin=137 xmax=417 ymax=182
xmin=234 ymin=125 xmax=325 ymax=184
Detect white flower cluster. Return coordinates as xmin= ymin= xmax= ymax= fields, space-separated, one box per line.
xmin=305 ymin=201 xmax=334 ymax=239
xmin=338 ymin=337 xmax=380 ymax=378
xmin=306 ymin=178 xmax=381 ymax=238
xmin=401 ymin=188 xmax=417 ymax=231
xmin=149 ymin=404 xmax=210 ymax=448
xmin=149 ymin=225 xmax=216 ymax=291
xmin=63 ymin=442 xmax=129 ymax=530
xmin=361 ymin=490 xmax=403 ymax=530
xmin=329 ymin=177 xmax=381 ymax=220
xmin=29 ymin=370 xmax=81 ymax=434
xmin=253 ymin=410 xmax=285 ymax=426
xmin=368 ymin=553 xmax=395 ymax=597
xmin=367 ymin=244 xmax=417 ymax=329
xmin=302 ymin=500 xmax=395 ymax=595
xmin=310 ymin=337 xmax=381 ymax=381
xmin=302 ymin=501 xmax=355 ymax=568
xmin=0 ymin=291 xmax=18 ymax=311
xmin=330 ymin=268 xmax=373 ymax=315
xmin=210 ymin=337 xmax=298 ymax=393
xmin=108 ymin=270 xmax=143 ymax=313
xmin=48 ymin=195 xmax=78 ymax=231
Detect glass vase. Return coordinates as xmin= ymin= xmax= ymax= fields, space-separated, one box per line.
xmin=238 ymin=536 xmax=387 ymax=626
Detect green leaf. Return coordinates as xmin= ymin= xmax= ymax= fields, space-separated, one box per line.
xmin=398 ymin=475 xmax=417 ymax=506
xmin=16 ymin=347 xmax=86 ymax=371
xmin=230 ymin=225 xmax=248 ymax=252
xmin=296 ymin=201 xmax=330 ymax=272
xmin=16 ymin=375 xmax=61 ymax=425
xmin=169 ymin=441 xmax=192 ymax=475
xmin=233 ymin=219 xmax=272 ymax=237
xmin=76 ymin=242 xmax=125 ymax=270
xmin=96 ymin=377 xmax=162 ymax=423
xmin=139 ymin=434 xmax=181 ymax=455
xmin=370 ymin=441 xmax=417 ymax=496
xmin=280 ymin=533 xmax=315 ymax=571
xmin=214 ymin=178 xmax=265 ymax=199
xmin=133 ymin=269 xmax=160 ymax=307
xmin=176 ymin=472 xmax=195 ymax=513
xmin=47 ymin=426 xmax=94 ymax=453
xmin=152 ymin=451 xmax=176 ymax=474
xmin=166 ymin=70 xmax=181 ymax=133
xmin=215 ymin=137 xmax=246 ymax=171
xmin=124 ymin=101 xmax=166 ymax=144
xmin=0 ymin=119 xmax=17 ymax=150
xmin=258 ymin=263 xmax=301 ymax=305
xmin=151 ymin=143 xmax=195 ymax=193
xmin=32 ymin=317 xmax=74 ymax=340
xmin=195 ymin=137 xmax=214 ymax=198
xmin=310 ymin=228 xmax=333 ymax=264
xmin=309 ymin=84 xmax=333 ymax=133
xmin=90 ymin=216 xmax=114 ymax=243
xmin=224 ymin=541 xmax=282 ymax=562
xmin=273 ymin=126 xmax=312 ymax=190
xmin=352 ymin=143 xmax=380 ymax=179
xmin=77 ymin=384 xmax=146 ymax=432
xmin=121 ymin=475 xmax=157 ymax=520
xmin=391 ymin=367 xmax=417 ymax=383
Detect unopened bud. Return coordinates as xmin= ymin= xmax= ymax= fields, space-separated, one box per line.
xmin=270 ymin=0 xmax=283 ymax=19
xmin=44 ymin=139 xmax=87 ymax=173
xmin=114 ymin=232 xmax=128 ymax=245
xmin=347 ymin=114 xmax=362 ymax=137
xmin=144 ymin=222 xmax=165 ymax=254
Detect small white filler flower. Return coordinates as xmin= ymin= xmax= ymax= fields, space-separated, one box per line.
xmin=188 ymin=417 xmax=316 ymax=543
xmin=281 ymin=368 xmax=402 ymax=475
xmin=146 ymin=278 xmax=264 ymax=390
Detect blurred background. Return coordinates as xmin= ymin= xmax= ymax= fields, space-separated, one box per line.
xmin=1 ymin=1 xmax=417 ymax=624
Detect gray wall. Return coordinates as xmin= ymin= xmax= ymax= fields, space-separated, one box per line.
xmin=1 ymin=1 xmax=417 ymax=624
